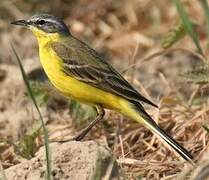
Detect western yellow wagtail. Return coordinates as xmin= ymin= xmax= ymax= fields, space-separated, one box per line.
xmin=11 ymin=14 xmax=193 ymax=162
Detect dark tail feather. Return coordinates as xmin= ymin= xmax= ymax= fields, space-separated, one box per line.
xmin=146 ymin=118 xmax=193 ymax=162
xmin=134 ymin=103 xmax=193 ymax=163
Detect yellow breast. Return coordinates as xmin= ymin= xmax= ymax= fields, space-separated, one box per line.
xmin=34 ymin=30 xmax=126 ymax=111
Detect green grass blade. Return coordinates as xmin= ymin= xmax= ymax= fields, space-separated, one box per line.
xmin=174 ymin=0 xmax=203 ymax=55
xmin=161 ymin=20 xmax=187 ymax=49
xmin=180 ymin=65 xmax=209 ymax=84
xmin=199 ymin=0 xmax=209 ymax=38
xmin=10 ymin=43 xmax=52 ymax=180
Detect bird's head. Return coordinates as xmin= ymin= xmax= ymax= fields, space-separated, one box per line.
xmin=11 ymin=13 xmax=70 ymax=39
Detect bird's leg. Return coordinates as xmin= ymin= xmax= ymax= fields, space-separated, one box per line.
xmin=73 ymin=106 xmax=105 ymax=141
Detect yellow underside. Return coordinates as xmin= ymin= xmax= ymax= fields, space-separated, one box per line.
xmin=27 ymin=28 xmax=192 ymax=162
xmin=31 ymin=28 xmax=146 ymax=125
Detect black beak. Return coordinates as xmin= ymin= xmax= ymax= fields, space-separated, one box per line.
xmin=11 ymin=20 xmax=29 ymax=26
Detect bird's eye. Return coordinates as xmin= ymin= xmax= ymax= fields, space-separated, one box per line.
xmin=36 ymin=19 xmax=46 ymax=25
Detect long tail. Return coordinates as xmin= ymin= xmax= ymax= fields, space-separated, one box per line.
xmin=121 ymin=101 xmax=193 ymax=163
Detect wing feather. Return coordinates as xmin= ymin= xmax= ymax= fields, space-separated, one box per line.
xmin=51 ymin=37 xmax=158 ymax=108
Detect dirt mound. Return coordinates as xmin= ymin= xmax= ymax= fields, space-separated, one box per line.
xmin=4 ymin=141 xmax=119 ymax=180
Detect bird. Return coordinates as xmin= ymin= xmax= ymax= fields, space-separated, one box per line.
xmin=11 ymin=13 xmax=193 ymax=163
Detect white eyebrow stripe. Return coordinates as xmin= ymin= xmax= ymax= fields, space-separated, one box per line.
xmin=28 ymin=14 xmax=70 ymax=35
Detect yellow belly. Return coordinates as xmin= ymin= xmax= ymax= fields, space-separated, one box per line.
xmin=39 ymin=43 xmax=124 ymax=111
xmin=32 ymin=30 xmax=146 ymax=127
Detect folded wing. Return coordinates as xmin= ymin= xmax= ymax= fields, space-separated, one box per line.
xmin=51 ymin=37 xmax=158 ymax=108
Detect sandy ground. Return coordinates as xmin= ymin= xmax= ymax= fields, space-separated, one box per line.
xmin=4 ymin=141 xmax=119 ymax=180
